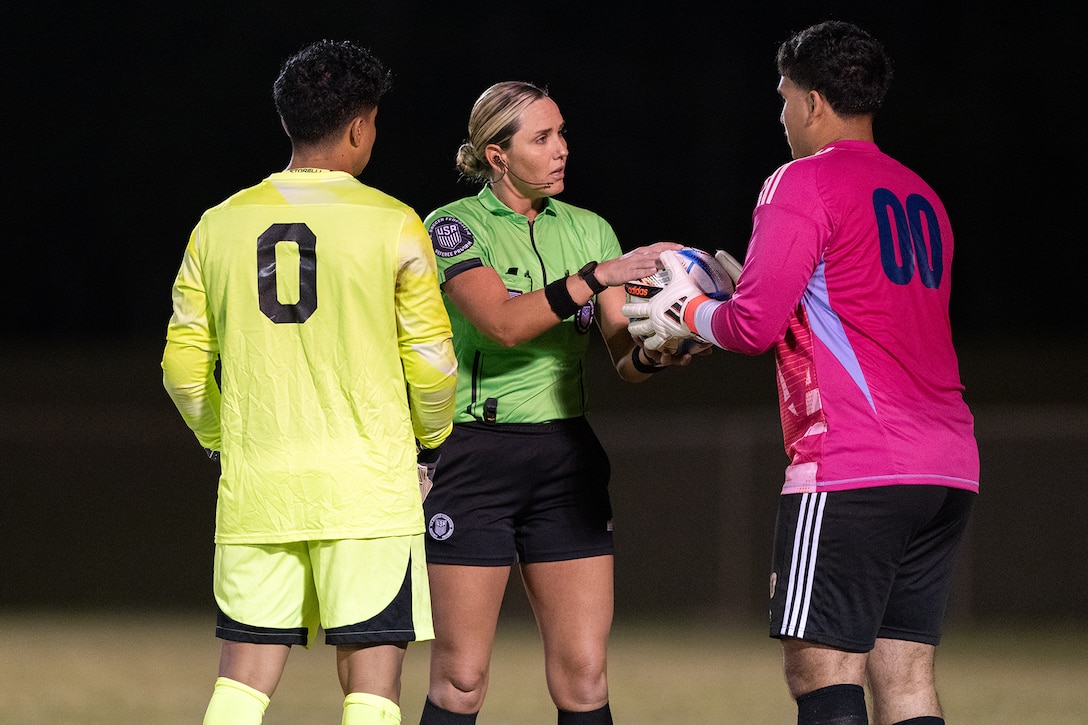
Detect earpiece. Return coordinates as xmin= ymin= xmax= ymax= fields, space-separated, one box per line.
xmin=491 ymin=155 xmax=554 ymax=189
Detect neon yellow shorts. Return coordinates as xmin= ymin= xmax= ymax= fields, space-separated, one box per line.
xmin=212 ymin=534 xmax=433 ymax=648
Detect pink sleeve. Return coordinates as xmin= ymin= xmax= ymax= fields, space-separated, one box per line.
xmin=694 ymin=165 xmax=828 ymax=354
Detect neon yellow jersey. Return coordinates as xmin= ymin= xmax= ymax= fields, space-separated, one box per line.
xmin=163 ymin=169 xmax=457 ymax=544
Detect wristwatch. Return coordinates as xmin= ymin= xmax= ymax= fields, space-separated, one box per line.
xmin=577 ymin=261 xmax=608 ymax=294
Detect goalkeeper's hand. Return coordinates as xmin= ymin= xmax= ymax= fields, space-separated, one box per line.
xmin=417 ymin=444 xmax=443 ymax=502
xmin=622 ymin=250 xmax=708 ymax=351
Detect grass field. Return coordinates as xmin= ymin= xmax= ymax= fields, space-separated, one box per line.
xmin=1 ymin=612 xmax=1086 ymax=724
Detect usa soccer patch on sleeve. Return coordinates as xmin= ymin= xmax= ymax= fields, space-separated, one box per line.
xmin=429 ymin=216 xmax=475 ymax=258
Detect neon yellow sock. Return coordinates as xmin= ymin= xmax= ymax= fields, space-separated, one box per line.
xmin=343 ymin=691 xmax=402 ymax=724
xmin=203 ymin=676 xmax=270 ymax=725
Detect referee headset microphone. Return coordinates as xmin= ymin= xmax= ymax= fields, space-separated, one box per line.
xmin=494 ymin=155 xmax=555 ymax=188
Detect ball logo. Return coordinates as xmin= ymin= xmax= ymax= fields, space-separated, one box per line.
xmin=428 ymin=513 xmax=454 ymax=540
xmin=429 ymin=217 xmax=475 ymax=258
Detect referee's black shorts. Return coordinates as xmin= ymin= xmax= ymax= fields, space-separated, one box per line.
xmin=423 ymin=417 xmax=613 ymax=566
xmin=769 ymin=484 xmax=975 ymax=652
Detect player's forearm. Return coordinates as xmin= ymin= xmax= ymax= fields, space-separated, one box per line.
xmin=689 ymin=242 xmax=806 ymax=355
xmin=408 ymin=384 xmax=456 ymax=449
xmin=410 ymin=397 xmax=455 ymax=450
xmin=685 ymin=297 xmax=771 ymax=355
xmin=161 ymin=340 xmax=222 ymax=449
xmin=403 ymin=338 xmax=458 ymax=449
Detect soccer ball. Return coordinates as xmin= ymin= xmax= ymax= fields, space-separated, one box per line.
xmin=624 ymin=247 xmax=735 ymax=354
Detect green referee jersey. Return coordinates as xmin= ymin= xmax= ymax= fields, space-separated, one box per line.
xmin=163 ymin=169 xmax=457 ymax=544
xmin=425 ymin=186 xmax=622 ymax=424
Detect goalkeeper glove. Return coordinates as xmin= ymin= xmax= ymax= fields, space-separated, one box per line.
xmin=622 ymin=250 xmax=710 ymax=351
xmin=714 ymin=249 xmax=743 ymax=286
xmin=417 ymin=444 xmax=443 ymax=502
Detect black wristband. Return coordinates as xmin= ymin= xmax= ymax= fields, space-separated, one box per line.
xmin=630 ymin=345 xmax=664 ymax=374
xmin=544 ymin=277 xmax=582 ymax=320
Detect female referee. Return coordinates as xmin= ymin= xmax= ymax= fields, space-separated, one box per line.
xmin=417 ymin=81 xmax=699 ymax=724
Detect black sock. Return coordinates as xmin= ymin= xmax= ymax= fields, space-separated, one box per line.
xmin=419 ymin=697 xmax=478 ymax=725
xmin=557 ymin=703 xmax=613 ymax=724
xmin=892 ymin=718 xmax=944 ymax=725
xmin=796 ymin=684 xmax=868 ymax=725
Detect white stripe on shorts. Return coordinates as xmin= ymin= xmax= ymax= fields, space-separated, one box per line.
xmin=779 ymin=492 xmax=826 ymax=639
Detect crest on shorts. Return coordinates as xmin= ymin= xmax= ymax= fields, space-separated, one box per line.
xmin=428 ymin=513 xmax=455 ymax=541
xmin=429 ymin=217 xmax=474 ymax=258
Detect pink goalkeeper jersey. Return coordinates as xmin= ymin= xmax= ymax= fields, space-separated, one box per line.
xmin=690 ymin=140 xmax=979 ymax=494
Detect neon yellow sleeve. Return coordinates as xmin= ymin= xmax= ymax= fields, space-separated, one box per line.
xmin=396 ymin=218 xmax=457 ymax=449
xmin=162 ymin=227 xmax=222 ymax=451
xmin=161 ymin=339 xmax=222 ymax=451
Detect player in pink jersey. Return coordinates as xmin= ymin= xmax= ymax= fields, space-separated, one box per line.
xmin=626 ymin=20 xmax=978 ymax=725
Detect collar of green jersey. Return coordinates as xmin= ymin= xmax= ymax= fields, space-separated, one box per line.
xmin=478 ymin=185 xmax=559 ymax=219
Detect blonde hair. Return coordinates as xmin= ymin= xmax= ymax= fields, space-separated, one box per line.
xmin=455 ymin=81 xmax=550 ymax=184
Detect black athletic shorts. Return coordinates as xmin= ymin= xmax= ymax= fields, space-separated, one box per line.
xmin=423 ymin=417 xmax=613 ymax=566
xmin=768 ymin=485 xmax=975 ymax=652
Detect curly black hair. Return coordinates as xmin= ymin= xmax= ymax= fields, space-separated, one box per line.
xmin=776 ymin=21 xmax=893 ymax=117
xmin=273 ymin=40 xmax=393 ymax=146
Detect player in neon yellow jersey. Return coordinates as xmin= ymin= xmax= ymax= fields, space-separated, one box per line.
xmin=162 ymin=40 xmax=456 ymax=725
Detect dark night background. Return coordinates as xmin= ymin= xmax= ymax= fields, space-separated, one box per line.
xmin=3 ymin=2 xmax=1085 ymax=623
